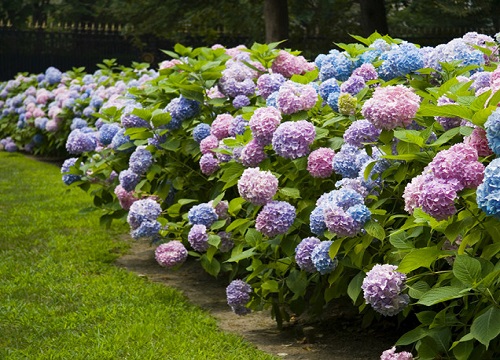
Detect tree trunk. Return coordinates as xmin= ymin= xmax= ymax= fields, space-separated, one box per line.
xmin=264 ymin=0 xmax=289 ymax=43
xmin=359 ymin=0 xmax=388 ymax=36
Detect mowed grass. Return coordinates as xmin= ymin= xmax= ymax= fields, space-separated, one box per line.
xmin=0 ymin=152 xmax=275 ymax=360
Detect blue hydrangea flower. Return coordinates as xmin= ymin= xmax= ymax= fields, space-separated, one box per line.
xmin=326 ymin=91 xmax=340 ymax=112
xmin=111 ymin=128 xmax=132 ymax=151
xmin=319 ymin=78 xmax=340 ymax=101
xmin=127 ymin=198 xmax=162 ymax=230
xmin=477 ymin=158 xmax=500 ymax=219
xmin=317 ymin=50 xmax=354 ymax=82
xmin=229 ymin=115 xmax=249 ymax=137
xmin=131 ymin=220 xmax=161 ymax=240
xmin=165 ymin=95 xmax=200 ymax=121
xmin=121 ymin=113 xmax=150 ymax=128
xmin=485 ymin=109 xmax=500 ymax=155
xmin=266 ymin=91 xmax=279 ymax=108
xmin=188 ymin=203 xmax=218 ymax=227
xmin=129 ymin=146 xmax=153 ymax=175
xmin=310 ymin=206 xmax=327 ymax=236
xmin=193 ymin=123 xmax=212 ymax=143
xmin=333 ymin=144 xmax=370 ymax=178
xmin=119 ymin=169 xmax=140 ymax=192
xmin=310 ymin=240 xmax=338 ymax=275
xmin=99 ymin=123 xmax=121 ymax=146
xmin=70 ymin=118 xmax=88 ymax=131
xmin=45 ymin=66 xmax=62 ymax=85
xmin=343 ymin=120 xmax=381 ymax=148
xmin=66 ymin=129 xmax=97 ymax=154
xmin=61 ymin=157 xmax=81 ymax=185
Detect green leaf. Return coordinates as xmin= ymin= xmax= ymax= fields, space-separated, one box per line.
xmin=452 ymin=255 xmax=481 ymax=286
xmin=261 ymin=280 xmax=279 ymax=293
xmin=398 ymin=247 xmax=441 ymax=273
xmin=417 ymin=286 xmax=464 ymax=306
xmin=328 ymin=238 xmax=344 ymax=259
xmin=396 ymin=326 xmax=429 ymax=346
xmin=418 ymin=103 xmax=474 ymax=120
xmin=286 ymin=269 xmax=308 ymax=297
xmin=225 ymin=218 xmax=251 ymax=233
xmin=225 ymin=247 xmax=256 ymax=263
xmin=470 ymin=306 xmax=500 ymax=348
xmin=347 ymin=271 xmax=365 ymax=303
xmin=278 ymin=187 xmax=301 ymax=199
xmin=228 ymin=197 xmax=246 ymax=216
xmin=429 ymin=127 xmax=461 ymax=147
xmin=364 ymin=220 xmax=385 ymax=240
xmin=200 ymin=255 xmax=220 ymax=277
xmin=389 ymin=232 xmax=415 ymax=250
xmin=408 ymin=280 xmax=431 ymax=300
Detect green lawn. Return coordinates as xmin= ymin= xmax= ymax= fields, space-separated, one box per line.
xmin=0 ymin=152 xmax=275 ymax=360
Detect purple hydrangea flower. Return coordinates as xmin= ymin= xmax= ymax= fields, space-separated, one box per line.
xmin=228 ymin=115 xmax=249 ymax=137
xmin=310 ymin=240 xmax=338 ymax=275
xmin=155 ymin=241 xmax=188 ymax=268
xmin=188 ymin=203 xmax=218 ymax=227
xmin=307 ymin=147 xmax=336 ymax=178
xmin=211 ymin=114 xmax=233 ymax=140
xmin=61 ymin=157 xmax=81 ymax=185
xmin=218 ymin=231 xmax=234 ymax=253
xmin=99 ymin=123 xmax=121 ymax=145
xmin=119 ymin=169 xmax=140 ymax=192
xmin=240 ymin=139 xmax=267 ymax=167
xmin=361 ymin=85 xmax=421 ymax=130
xmin=257 ymin=73 xmax=286 ymax=99
xmin=129 ymin=146 xmax=153 ymax=175
xmin=131 ymin=220 xmax=161 ymax=239
xmin=199 ymin=153 xmax=220 ymax=175
xmin=237 ymin=168 xmax=278 ymax=205
xmin=218 ymin=60 xmax=258 ymax=98
xmin=193 ymin=123 xmax=212 ymax=143
xmin=255 ymin=200 xmax=296 ymax=237
xmin=226 ymin=279 xmax=252 ymax=316
xmin=232 ymin=95 xmax=250 ymax=108
xmin=272 ymin=120 xmax=316 ymax=159
xmin=249 ymin=107 xmax=282 ymax=145
xmin=361 ymin=264 xmax=409 ymax=316
xmin=295 ymin=237 xmax=322 ymax=273
xmin=188 ymin=224 xmax=209 ymax=252
xmin=380 ymin=347 xmax=413 ymax=360
xmin=340 ymin=75 xmax=366 ymax=95
xmin=121 ymin=113 xmax=150 ymax=128
xmin=127 ymin=198 xmax=162 ymax=230
xmin=352 ymin=63 xmax=378 ymax=82
xmin=45 ymin=66 xmax=62 ymax=85
xmin=66 ymin=129 xmax=97 ymax=154
xmin=114 ymin=185 xmax=137 ymax=210
xmin=343 ymin=119 xmax=381 ymax=148
xmin=276 ymin=81 xmax=318 ymax=115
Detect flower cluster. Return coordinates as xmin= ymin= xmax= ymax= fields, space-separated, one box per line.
xmin=377 ymin=42 xmax=424 ymax=80
xmin=61 ymin=157 xmax=81 ymax=185
xmin=249 ymin=107 xmax=282 ymax=145
xmin=211 ymin=114 xmax=234 ymax=140
xmin=237 ymin=168 xmax=278 ymax=205
xmin=477 ymin=158 xmax=500 ymax=219
xmin=361 ymin=264 xmax=409 ymax=316
xmin=332 ymin=144 xmax=370 ymax=178
xmin=361 ymin=85 xmax=421 ymax=130
xmin=272 ymin=120 xmax=316 ymax=159
xmin=127 ymin=198 xmax=162 ymax=240
xmin=114 ymin=184 xmax=137 ymax=210
xmin=165 ymin=95 xmax=200 ymax=130
xmin=255 ymin=200 xmax=296 ymax=237
xmin=316 ymin=50 xmax=354 ymax=82
xmin=193 ymin=123 xmax=211 ymax=143
xmin=271 ymin=50 xmax=316 ymax=78
xmin=257 ymin=73 xmax=286 ymax=99
xmin=240 ymin=139 xmax=267 ymax=167
xmin=218 ymin=60 xmax=259 ymax=98
xmin=295 ymin=237 xmax=322 ymax=273
xmin=188 ymin=224 xmax=209 ymax=252
xmin=188 ymin=203 xmax=218 ymax=227
xmin=226 ymin=279 xmax=252 ymax=315
xmin=276 ymin=81 xmax=318 ymax=115
xmin=343 ymin=119 xmax=381 ymax=148
xmin=485 ymin=108 xmax=500 ymax=155
xmin=66 ymin=128 xmax=97 ymax=154
xmin=310 ymin=240 xmax=338 ymax=275
xmin=307 ymin=147 xmax=336 ymax=178
xmin=380 ymin=347 xmax=413 ymax=360
xmin=129 ymin=146 xmax=153 ymax=175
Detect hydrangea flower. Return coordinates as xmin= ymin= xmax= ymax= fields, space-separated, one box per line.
xmin=188 ymin=203 xmax=218 ymax=227
xmin=211 ymin=114 xmax=233 ymax=140
xmin=317 ymin=50 xmax=354 ymax=82
xmin=165 ymin=95 xmax=200 ymax=121
xmin=310 ymin=240 xmax=338 ymax=275
xmin=114 ymin=184 xmax=137 ymax=210
xmin=485 ymin=108 xmax=500 ymax=155
xmin=477 ymin=158 xmax=500 ymax=219
xmin=228 ymin=115 xmax=248 ymax=137
xmin=155 ymin=241 xmax=188 ymax=268
xmin=218 ymin=61 xmax=258 ymax=98
xmin=307 ymin=147 xmax=336 ymax=178
xmin=249 ymin=107 xmax=282 ymax=145
xmin=276 ymin=81 xmax=318 ymax=115
xmin=340 ymin=75 xmax=366 ymax=95
xmin=61 ymin=157 xmax=81 ymax=185
xmin=240 ymin=139 xmax=267 ymax=167
xmin=310 ymin=206 xmax=327 ymax=236
xmin=318 ymin=78 xmax=340 ymax=102
xmin=352 ymin=63 xmax=378 ymax=82
xmin=257 ymin=73 xmax=286 ymax=99
xmin=121 ymin=113 xmax=150 ymax=128
xmin=66 ymin=129 xmax=97 ymax=154
xmin=255 ymin=200 xmax=296 ymax=237
xmin=377 ymin=42 xmax=424 ymax=80
xmin=99 ymin=123 xmax=121 ymax=146
xmin=271 ymin=50 xmax=316 ymax=78
xmin=188 ymin=224 xmax=209 ymax=252
xmin=192 ymin=123 xmax=212 ymax=143
xmin=272 ymin=120 xmax=316 ymax=159
xmin=343 ymin=119 xmax=381 ymax=148
xmin=129 ymin=146 xmax=153 ymax=175
xmin=332 ymin=144 xmax=370 ymax=178
xmin=199 ymin=135 xmax=219 ymax=155
xmin=119 ymin=169 xmax=140 ymax=192
xmin=127 ymin=198 xmax=162 ymax=230
xmin=111 ymin=128 xmax=132 ymax=151
xmin=232 ymin=95 xmax=250 ymax=108
xmin=361 ymin=85 xmax=421 ymax=130
xmin=199 ymin=153 xmax=220 ymax=175
xmin=131 ymin=220 xmax=161 ymax=240
xmin=237 ymin=168 xmax=278 ymax=205
xmin=70 ymin=117 xmax=87 ymax=130
xmin=337 ymin=93 xmax=358 ymax=115
xmin=380 ymin=347 xmax=413 ymax=360
xmin=45 ymin=66 xmax=62 ymax=85
xmin=361 ymin=264 xmax=409 ymax=316
xmin=295 ymin=237 xmax=322 ymax=273
xmin=217 ymin=231 xmax=234 ymax=253
xmin=226 ymin=279 xmax=252 ymax=315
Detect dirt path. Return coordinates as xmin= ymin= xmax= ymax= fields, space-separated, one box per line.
xmin=116 ymin=239 xmax=400 ymax=360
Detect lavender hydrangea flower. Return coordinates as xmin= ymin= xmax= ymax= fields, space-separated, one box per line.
xmin=188 ymin=224 xmax=209 ymax=252
xmin=200 ymin=135 xmax=219 ymax=155
xmin=352 ymin=63 xmax=378 ymax=82
xmin=228 ymin=115 xmax=248 ymax=137
xmin=361 ymin=85 xmax=421 ymax=130
xmin=361 ymin=264 xmax=409 ymax=316
xmin=155 ymin=241 xmax=188 ymax=268
xmin=343 ymin=119 xmax=381 ymax=148
xmin=255 ymin=200 xmax=296 ymax=237
xmin=307 ymin=147 xmax=336 ymax=178
xmin=131 ymin=220 xmax=161 ymax=240
xmin=218 ymin=61 xmax=258 ymax=98
xmin=70 ymin=117 xmax=87 ymax=130
xmin=193 ymin=123 xmax=212 ymax=143
xmin=129 ymin=146 xmax=153 ymax=175
xmin=310 ymin=241 xmax=338 ymax=275
xmin=477 ymin=158 xmax=500 ymax=219
xmin=249 ymin=107 xmax=282 ymax=145
xmin=380 ymin=347 xmax=413 ymax=360
xmin=66 ymin=129 xmax=97 ymax=154
xmin=240 ymin=139 xmax=267 ymax=166
xmin=276 ymin=81 xmax=318 ymax=115
xmin=257 ymin=73 xmax=286 ymax=99
xmin=188 ymin=203 xmax=218 ymax=227
xmin=99 ymin=123 xmax=121 ymax=146
xmin=340 ymin=75 xmax=366 ymax=95
xmin=61 ymin=157 xmax=81 ymax=185
xmin=295 ymin=237 xmax=322 ymax=273
xmin=127 ymin=198 xmax=162 ymax=230
xmin=232 ymin=95 xmax=250 ymax=108
xmin=121 ymin=113 xmax=150 ymax=128
xmin=272 ymin=120 xmax=316 ymax=159
xmin=119 ymin=169 xmax=140 ymax=192
xmin=45 ymin=66 xmax=62 ymax=85
xmin=199 ymin=153 xmax=220 ymax=175
xmin=226 ymin=279 xmax=252 ymax=315
xmin=237 ymin=168 xmax=278 ymax=205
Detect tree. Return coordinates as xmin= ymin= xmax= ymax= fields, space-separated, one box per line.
xmin=359 ymin=0 xmax=388 ymax=36
xmin=264 ymin=0 xmax=289 ymax=43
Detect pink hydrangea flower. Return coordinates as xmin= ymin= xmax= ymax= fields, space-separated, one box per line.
xmin=271 ymin=50 xmax=316 ymax=78
xmin=211 ymin=114 xmax=234 ymax=140
xmin=307 ymin=147 xmax=336 ymax=178
xmin=237 ymin=167 xmax=278 ymax=205
xmin=200 ymin=135 xmax=219 ymax=154
xmin=465 ymin=127 xmax=493 ymax=157
xmin=249 ymin=107 xmax=282 ymax=145
xmin=276 ymin=81 xmax=318 ymax=115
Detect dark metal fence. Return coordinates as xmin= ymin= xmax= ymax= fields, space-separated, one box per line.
xmin=0 ymin=20 xmax=498 ymax=81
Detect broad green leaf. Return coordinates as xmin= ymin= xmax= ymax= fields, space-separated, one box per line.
xmin=417 ymin=286 xmax=464 ymax=306
xmin=261 ymin=280 xmax=279 ymax=293
xmin=470 ymin=306 xmax=500 ymax=348
xmin=225 ymin=247 xmax=256 ymax=263
xmin=396 ymin=326 xmax=429 ymax=345
xmin=389 ymin=232 xmax=415 ymax=250
xmin=452 ymin=255 xmax=481 ymax=286
xmin=328 ymin=238 xmax=344 ymax=259
xmin=418 ymin=103 xmax=474 ymax=120
xmin=364 ymin=219 xmax=385 ymax=240
xmin=200 ymin=255 xmax=220 ymax=277
xmin=286 ymin=269 xmax=308 ymax=297
xmin=408 ymin=280 xmax=431 ymax=300
xmin=398 ymin=247 xmax=441 ymax=273
xmin=347 ymin=271 xmax=365 ymax=303
xmin=279 ymin=187 xmax=301 ymax=199
xmin=225 ymin=218 xmax=251 ymax=232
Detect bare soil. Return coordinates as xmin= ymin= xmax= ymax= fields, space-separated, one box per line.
xmin=115 ymin=240 xmax=402 ymax=360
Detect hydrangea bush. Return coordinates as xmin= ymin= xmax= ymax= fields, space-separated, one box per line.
xmin=2 ymin=34 xmax=500 ymax=359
